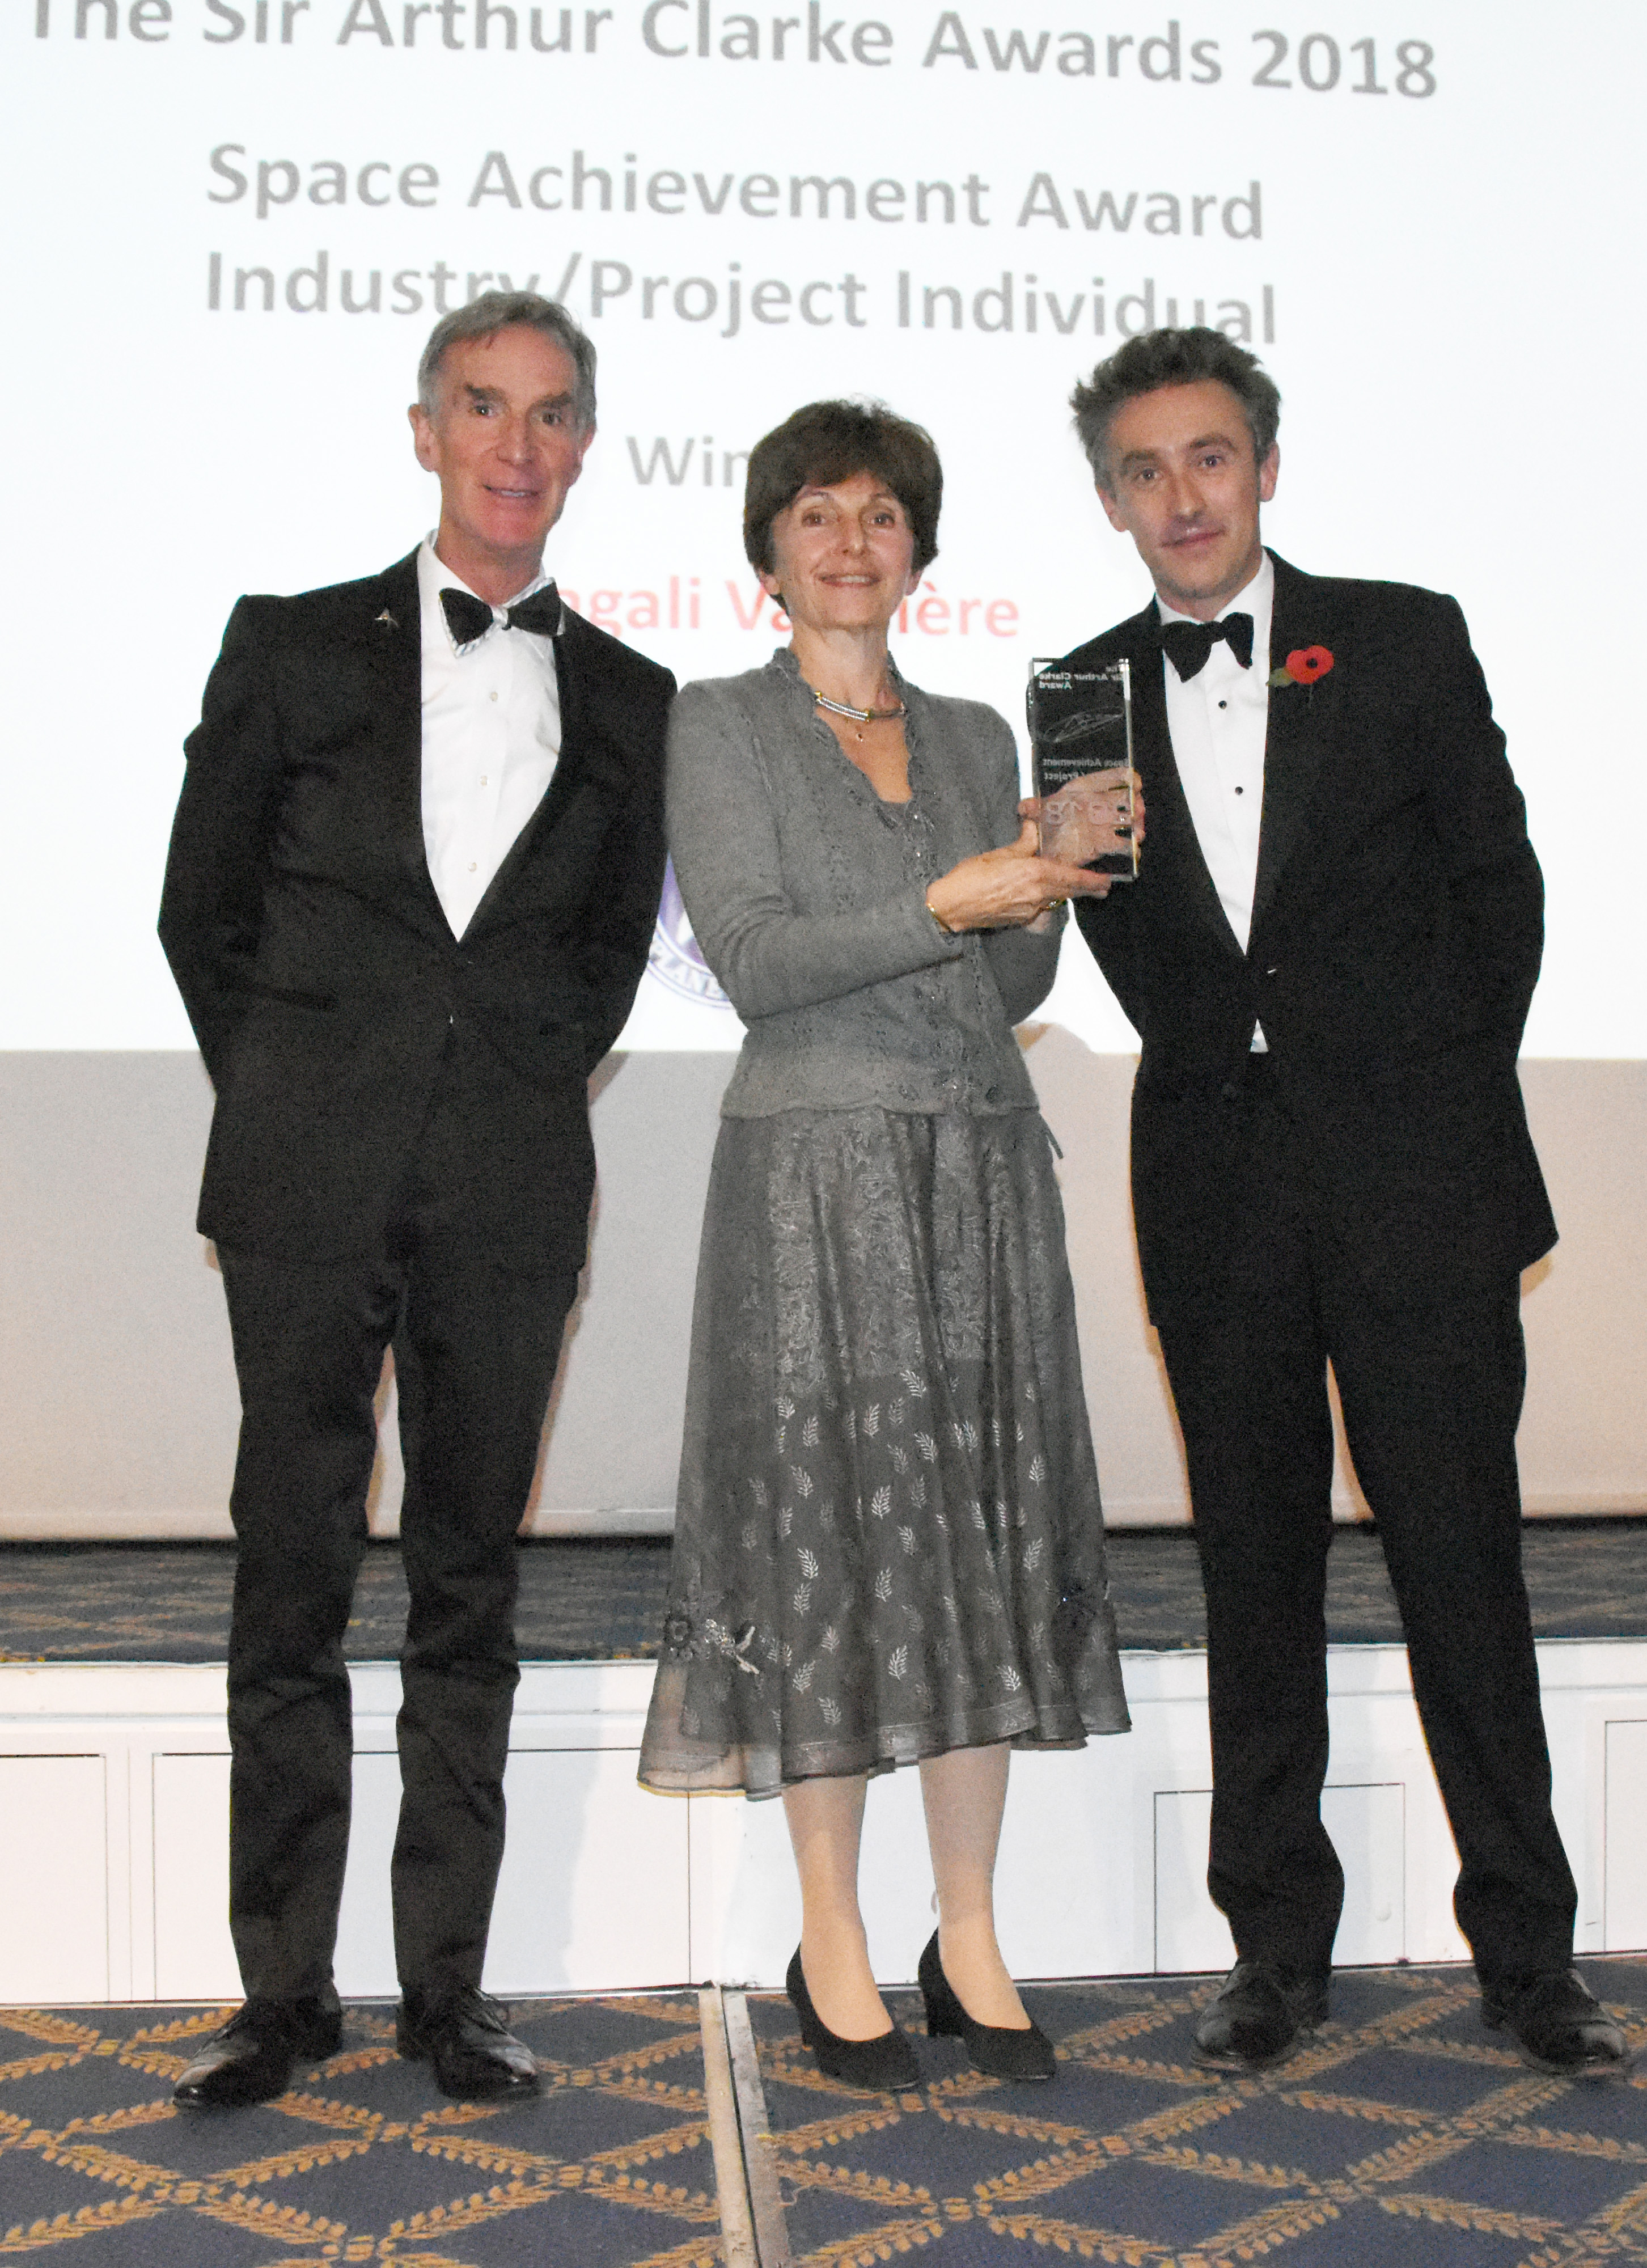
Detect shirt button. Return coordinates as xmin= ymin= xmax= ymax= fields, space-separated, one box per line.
xmin=489 ymin=691 xmax=499 ymax=703
xmin=1234 ymin=785 xmax=1244 ymax=796
xmin=480 ymin=775 xmax=489 ymax=786
xmin=1218 ymin=699 xmax=1228 ymax=710
xmin=468 ymin=861 xmax=477 ymax=873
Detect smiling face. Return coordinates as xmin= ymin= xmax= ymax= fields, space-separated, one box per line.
xmin=409 ymin=324 xmax=595 ymax=603
xmin=1096 ymin=378 xmax=1278 ymax=620
xmin=757 ymin=471 xmax=921 ymax=639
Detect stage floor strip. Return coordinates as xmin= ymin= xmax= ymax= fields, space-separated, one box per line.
xmin=700 ymin=1984 xmax=761 ymax=2268
xmin=724 ymin=1989 xmax=794 ymax=2268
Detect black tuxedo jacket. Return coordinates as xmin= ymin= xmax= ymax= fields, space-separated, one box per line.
xmin=1061 ymin=553 xmax=1556 ymax=1328
xmin=160 ymin=550 xmax=674 ymax=1268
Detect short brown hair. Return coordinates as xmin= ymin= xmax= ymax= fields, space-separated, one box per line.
xmin=1072 ymin=328 xmax=1280 ymax=488
xmin=744 ymin=400 xmax=942 ymax=578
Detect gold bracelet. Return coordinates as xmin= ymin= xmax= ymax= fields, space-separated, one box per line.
xmin=926 ymin=890 xmax=956 ymax=936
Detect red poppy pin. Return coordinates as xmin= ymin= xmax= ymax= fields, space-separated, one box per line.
xmin=1269 ymin=645 xmax=1335 ymax=689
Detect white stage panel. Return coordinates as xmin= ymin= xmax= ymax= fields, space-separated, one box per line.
xmin=3 ymin=1645 xmax=1646 ymax=2004
xmin=152 ymin=1751 xmax=237 ymax=2000
xmin=1604 ymin=1719 xmax=1647 ymax=1951
xmin=1154 ymin=1791 xmax=1235 ymax=1975
xmin=854 ymin=1768 xmax=941 ymax=1987
xmin=1151 ymin=1784 xmax=1405 ymax=1976
xmin=1322 ymin=1784 xmax=1406 ymax=1969
xmin=0 ymin=1754 xmax=108 ymax=2002
xmin=334 ymin=1750 xmax=402 ymax=1998
xmin=483 ymin=1749 xmax=691 ymax=1996
xmin=706 ymin=1736 xmax=1149 ymax=1992
xmin=993 ymin=1737 xmax=1147 ymax=1984
xmin=153 ymin=1736 xmax=695 ymax=2000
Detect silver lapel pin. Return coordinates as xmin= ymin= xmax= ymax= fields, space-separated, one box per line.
xmin=375 ymin=610 xmax=397 ymax=628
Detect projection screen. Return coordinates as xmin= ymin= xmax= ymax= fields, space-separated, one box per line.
xmin=2 ymin=0 xmax=1642 ymax=1059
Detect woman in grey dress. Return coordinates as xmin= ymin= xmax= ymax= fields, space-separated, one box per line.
xmin=638 ymin=401 xmax=1134 ymax=2088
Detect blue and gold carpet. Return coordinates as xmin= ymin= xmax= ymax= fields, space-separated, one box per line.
xmin=0 ymin=1994 xmax=723 ymax=2265
xmin=743 ymin=1957 xmax=1647 ymax=2266
xmin=9 ymin=1965 xmax=1646 ymax=2264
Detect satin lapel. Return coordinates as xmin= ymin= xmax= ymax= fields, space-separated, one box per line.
xmin=1250 ymin=555 xmax=1341 ymax=935
xmin=353 ymin=551 xmax=446 ymax=925
xmin=1125 ymin=611 xmax=1242 ymax=956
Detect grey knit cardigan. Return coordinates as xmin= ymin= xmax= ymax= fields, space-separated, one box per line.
xmin=664 ymin=649 xmax=1065 ymax=1118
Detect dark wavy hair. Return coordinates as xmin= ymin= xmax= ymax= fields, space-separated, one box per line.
xmin=743 ymin=400 xmax=942 ymax=578
xmin=1072 ymin=328 xmax=1281 ymax=488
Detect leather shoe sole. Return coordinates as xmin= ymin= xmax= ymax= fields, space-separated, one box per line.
xmin=1192 ymin=1960 xmax=1329 ymax=2073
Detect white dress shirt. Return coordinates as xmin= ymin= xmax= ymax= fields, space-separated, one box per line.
xmin=1158 ymin=549 xmax=1273 ymax=1047
xmin=417 ymin=536 xmax=563 ymax=940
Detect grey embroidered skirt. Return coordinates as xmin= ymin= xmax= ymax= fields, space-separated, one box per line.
xmin=637 ymin=1105 xmax=1129 ymax=1797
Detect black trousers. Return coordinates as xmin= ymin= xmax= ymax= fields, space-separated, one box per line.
xmin=217 ymin=1064 xmax=580 ymax=2006
xmin=1154 ymin=1061 xmax=1576 ymax=1993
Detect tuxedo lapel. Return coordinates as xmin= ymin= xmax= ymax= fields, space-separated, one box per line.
xmin=1251 ymin=553 xmax=1343 ymax=936
xmin=464 ymin=610 xmax=637 ymax=936
xmin=547 ymin=608 xmax=643 ymax=804
xmin=1123 ymin=609 xmax=1243 ymax=956
xmin=350 ymin=552 xmax=449 ymax=933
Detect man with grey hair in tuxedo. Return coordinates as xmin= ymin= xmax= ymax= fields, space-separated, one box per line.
xmin=162 ymin=293 xmax=673 ymax=2106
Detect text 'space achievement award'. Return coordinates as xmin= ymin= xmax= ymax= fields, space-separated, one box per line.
xmin=1027 ymin=658 xmax=1139 ymax=881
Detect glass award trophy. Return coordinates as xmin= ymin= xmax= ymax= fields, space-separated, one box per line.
xmin=1027 ymin=657 xmax=1138 ymax=881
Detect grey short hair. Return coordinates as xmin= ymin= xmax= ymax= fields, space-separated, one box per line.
xmin=417 ymin=292 xmax=598 ymax=429
xmin=1072 ymin=327 xmax=1280 ymax=489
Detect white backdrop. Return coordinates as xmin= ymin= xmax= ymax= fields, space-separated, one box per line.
xmin=2 ymin=0 xmax=1642 ymax=1056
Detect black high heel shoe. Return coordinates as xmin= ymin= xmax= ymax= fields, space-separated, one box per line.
xmin=918 ymin=1931 xmax=1056 ymax=2081
xmin=786 ymin=1949 xmax=920 ymax=2092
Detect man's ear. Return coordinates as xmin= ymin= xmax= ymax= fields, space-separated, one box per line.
xmin=1095 ymin=481 xmax=1130 ymax=534
xmin=409 ymin=402 xmax=438 ymax=473
xmin=1258 ymin=444 xmax=1280 ymax=504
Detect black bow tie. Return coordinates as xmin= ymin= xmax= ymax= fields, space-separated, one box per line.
xmin=1159 ymin=611 xmax=1254 ymax=679
xmin=440 ymin=582 xmax=561 ymax=649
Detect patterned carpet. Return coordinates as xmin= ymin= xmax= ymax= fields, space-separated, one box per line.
xmin=2 ymin=1521 xmax=1644 ymax=1664
xmin=0 ymin=1993 xmax=723 ymax=2266
xmin=744 ymin=1958 xmax=1647 ymax=2266
xmin=9 ymin=1968 xmax=1645 ymax=2265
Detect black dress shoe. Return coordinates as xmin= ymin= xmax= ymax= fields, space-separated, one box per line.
xmin=917 ymin=1931 xmax=1055 ymax=2081
xmin=173 ymin=1994 xmax=343 ymax=2108
xmin=785 ymin=1949 xmax=920 ymax=2093
xmin=1481 ymin=1969 xmax=1635 ymax=2077
xmin=1192 ymin=1959 xmax=1330 ymax=2072
xmin=396 ymin=1987 xmax=540 ymax=2100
